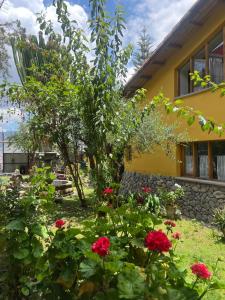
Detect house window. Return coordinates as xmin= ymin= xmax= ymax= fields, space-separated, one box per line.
xmin=184 ymin=144 xmax=193 ymax=176
xmin=193 ymin=48 xmax=206 ymax=92
xmin=196 ymin=142 xmax=208 ymax=178
xmin=212 ymin=141 xmax=225 ymax=180
xmin=177 ymin=28 xmax=225 ymax=96
xmin=179 ymin=61 xmax=191 ymax=96
xmin=209 ymin=31 xmax=224 ymax=84
xmin=182 ymin=141 xmax=225 ymax=181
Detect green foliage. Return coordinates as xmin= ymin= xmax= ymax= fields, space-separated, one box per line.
xmin=0 ymin=167 xmax=55 ymax=299
xmin=214 ymin=208 xmax=225 ymax=236
xmin=133 ymin=26 xmax=153 ymax=71
xmin=1 ymin=177 xmax=224 ymax=299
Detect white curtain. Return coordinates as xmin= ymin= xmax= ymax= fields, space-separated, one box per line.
xmin=210 ymin=58 xmax=223 ymax=84
xmin=217 ymin=156 xmax=225 ymax=180
xmin=185 ymin=155 xmax=193 ymax=174
xmin=199 ymin=155 xmax=208 ymax=178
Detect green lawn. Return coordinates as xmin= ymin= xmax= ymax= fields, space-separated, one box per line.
xmin=53 ymin=197 xmax=225 ymax=299
xmin=0 ymin=176 xmax=10 ymax=186
xmin=169 ymin=219 xmax=225 ymax=300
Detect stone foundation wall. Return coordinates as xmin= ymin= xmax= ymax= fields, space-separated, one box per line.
xmin=120 ymin=172 xmax=225 ymax=223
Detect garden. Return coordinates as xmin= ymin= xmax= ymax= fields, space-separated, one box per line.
xmin=0 ymin=0 xmax=225 ymax=299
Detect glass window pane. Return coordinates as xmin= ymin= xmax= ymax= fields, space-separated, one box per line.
xmin=193 ymin=48 xmax=206 ymax=92
xmin=209 ymin=31 xmax=224 ymax=84
xmin=212 ymin=141 xmax=225 ymax=180
xmin=179 ymin=61 xmax=191 ymax=96
xmin=184 ymin=144 xmax=193 ymax=175
xmin=197 ymin=142 xmax=208 ymax=178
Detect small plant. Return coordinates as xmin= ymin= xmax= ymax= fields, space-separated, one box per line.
xmin=214 ymin=207 xmax=225 ymax=238
xmin=159 ymin=184 xmax=184 ymax=219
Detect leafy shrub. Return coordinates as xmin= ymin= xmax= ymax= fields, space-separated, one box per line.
xmin=0 ymin=167 xmax=55 ymax=299
xmin=1 ymin=178 xmax=224 ymax=299
xmin=214 ymin=207 xmax=225 ymax=237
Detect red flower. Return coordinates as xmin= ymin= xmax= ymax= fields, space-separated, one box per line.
xmin=55 ymin=219 xmax=65 ymax=228
xmin=142 ymin=187 xmax=152 ymax=193
xmin=91 ymin=237 xmax=110 ymax=257
xmin=145 ymin=230 xmax=172 ymax=252
xmin=164 ymin=220 xmax=176 ymax=227
xmin=172 ymin=232 xmax=181 ymax=240
xmin=103 ymin=187 xmax=113 ymax=195
xmin=191 ymin=262 xmax=212 ymax=279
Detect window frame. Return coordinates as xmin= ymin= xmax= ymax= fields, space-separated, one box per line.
xmin=176 ymin=25 xmax=225 ymax=97
xmin=181 ymin=140 xmax=225 ymax=181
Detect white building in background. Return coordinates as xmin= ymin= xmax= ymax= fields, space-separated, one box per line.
xmin=0 ymin=130 xmax=29 ymax=174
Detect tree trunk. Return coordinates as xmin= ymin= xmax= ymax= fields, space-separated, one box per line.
xmin=59 ymin=143 xmax=86 ymax=207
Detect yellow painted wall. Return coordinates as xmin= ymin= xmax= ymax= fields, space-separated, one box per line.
xmin=126 ymin=1 xmax=225 ymax=176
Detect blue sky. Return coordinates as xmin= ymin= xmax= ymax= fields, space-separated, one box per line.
xmin=0 ymin=0 xmax=198 ymax=131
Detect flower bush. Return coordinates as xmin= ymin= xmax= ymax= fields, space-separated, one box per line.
xmin=191 ymin=263 xmax=212 ymax=280
xmin=0 ymin=175 xmax=224 ymax=299
xmin=145 ymin=230 xmax=172 ymax=252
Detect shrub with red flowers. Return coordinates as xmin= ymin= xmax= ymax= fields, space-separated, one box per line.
xmin=172 ymin=231 xmax=181 ymax=240
xmin=191 ymin=262 xmax=212 ymax=280
xmin=91 ymin=236 xmax=110 ymax=257
xmin=145 ymin=230 xmax=172 ymax=252
xmin=103 ymin=187 xmax=113 ymax=196
xmin=164 ymin=220 xmax=176 ymax=227
xmin=55 ymin=219 xmax=65 ymax=228
xmin=142 ymin=186 xmax=152 ymax=193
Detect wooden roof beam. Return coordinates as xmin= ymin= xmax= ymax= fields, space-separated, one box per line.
xmin=168 ymin=43 xmax=182 ymax=49
xmin=190 ymin=21 xmax=203 ymax=26
xmin=152 ymin=60 xmax=165 ymax=65
xmin=140 ymin=75 xmax=152 ymax=80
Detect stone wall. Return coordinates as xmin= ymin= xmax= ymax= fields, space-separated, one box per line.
xmin=120 ymin=172 xmax=225 ymax=223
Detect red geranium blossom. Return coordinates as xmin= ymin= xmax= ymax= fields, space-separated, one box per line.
xmin=164 ymin=220 xmax=176 ymax=227
xmin=172 ymin=232 xmax=181 ymax=240
xmin=55 ymin=219 xmax=65 ymax=228
xmin=103 ymin=187 xmax=113 ymax=195
xmin=142 ymin=187 xmax=152 ymax=193
xmin=145 ymin=230 xmax=172 ymax=252
xmin=91 ymin=237 xmax=110 ymax=257
xmin=191 ymin=262 xmax=212 ymax=279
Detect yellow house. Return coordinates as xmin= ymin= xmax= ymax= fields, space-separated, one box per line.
xmin=125 ymin=0 xmax=225 ymax=184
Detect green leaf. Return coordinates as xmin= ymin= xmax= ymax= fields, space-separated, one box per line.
xmin=166 ymin=287 xmax=199 ymax=300
xmin=6 ymin=219 xmax=25 ymax=231
xmin=94 ymin=289 xmax=119 ymax=300
xmin=31 ymin=224 xmax=48 ymax=238
xmin=118 ymin=265 xmax=145 ymax=299
xmin=13 ymin=248 xmax=29 ymax=260
xmin=80 ymin=260 xmax=98 ymax=278
xmin=21 ymin=287 xmax=29 ymax=296
xmin=187 ymin=115 xmax=195 ymax=126
xmin=104 ymin=261 xmax=123 ymax=273
xmin=209 ymin=279 xmax=225 ymax=290
xmin=32 ymin=239 xmax=44 ymax=258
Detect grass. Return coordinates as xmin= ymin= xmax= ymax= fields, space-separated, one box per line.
xmin=169 ymin=219 xmax=225 ymax=300
xmin=54 ymin=197 xmax=225 ymax=299
xmin=0 ymin=176 xmax=10 ymax=186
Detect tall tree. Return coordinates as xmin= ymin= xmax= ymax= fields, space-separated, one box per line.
xmin=133 ymin=26 xmax=153 ymax=70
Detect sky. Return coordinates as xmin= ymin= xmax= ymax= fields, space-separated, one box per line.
xmin=0 ymin=0 xmax=198 ymax=131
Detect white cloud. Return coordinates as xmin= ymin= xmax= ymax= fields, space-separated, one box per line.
xmin=125 ymin=0 xmax=198 ymax=49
